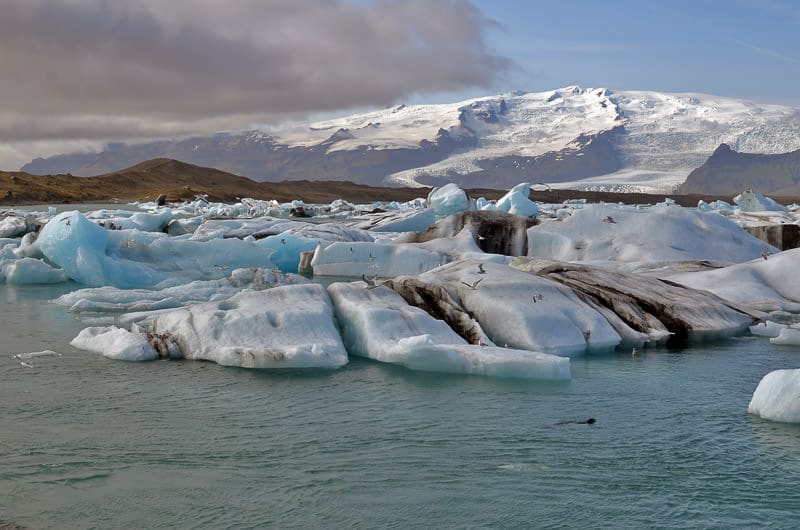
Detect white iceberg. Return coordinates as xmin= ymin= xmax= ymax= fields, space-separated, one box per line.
xmin=2 ymin=257 xmax=68 ymax=285
xmin=669 ymin=248 xmax=800 ymax=312
xmin=527 ymin=203 xmax=773 ymax=264
xmin=36 ymin=211 xmax=274 ymax=288
xmin=733 ymin=188 xmax=788 ymax=213
xmin=494 ymin=182 xmax=539 ymax=218
xmin=327 ymin=281 xmax=569 ymax=380
xmin=388 ymin=260 xmax=621 ymax=356
xmin=770 ymin=328 xmax=800 ymax=346
xmin=748 ymin=369 xmax=800 ymax=423
xmin=749 ymin=321 xmax=788 ymax=338
xmin=428 ymin=183 xmax=470 ymax=217
xmin=310 ymin=241 xmax=446 ymax=278
xmin=142 ymin=284 xmax=348 ymax=369
xmin=70 ymin=326 xmax=158 ymax=361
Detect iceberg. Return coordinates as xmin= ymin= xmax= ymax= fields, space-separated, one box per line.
xmin=748 ymin=369 xmax=800 ymax=423
xmin=527 ymin=203 xmax=773 ymax=264
xmin=669 ymin=248 xmax=800 ymax=312
xmin=428 ymin=183 xmax=470 ymax=217
xmin=310 ymin=241 xmax=446 ymax=278
xmin=35 ymin=211 xmax=274 ymax=288
xmin=494 ymin=182 xmax=539 ymax=218
xmin=70 ymin=326 xmax=158 ymax=361
xmin=140 ymin=284 xmax=348 ymax=369
xmin=733 ymin=188 xmax=788 ymax=213
xmin=0 ymin=215 xmax=28 ymax=238
xmin=2 ymin=257 xmax=68 ymax=285
xmin=327 ymin=282 xmax=570 ymax=380
xmin=348 ymin=208 xmax=435 ymax=233
xmin=749 ymin=321 xmax=787 ymax=338
xmin=54 ymin=268 xmax=307 ymax=315
xmin=385 ymin=260 xmax=621 ymax=356
xmin=770 ymin=328 xmax=800 ymax=346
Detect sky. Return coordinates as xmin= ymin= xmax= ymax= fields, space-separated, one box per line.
xmin=2 ymin=0 xmax=799 ymax=170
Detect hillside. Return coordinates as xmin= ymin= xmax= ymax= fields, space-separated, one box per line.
xmin=22 ymin=86 xmax=800 ymax=193
xmin=3 ymin=158 xmax=788 ymax=208
xmin=677 ymin=144 xmax=800 ymax=196
xmin=0 ymin=158 xmax=482 ymax=205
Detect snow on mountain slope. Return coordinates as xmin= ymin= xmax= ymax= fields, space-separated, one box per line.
xmin=22 ymin=86 xmax=800 ymax=193
xmin=280 ymin=85 xmax=800 ymax=191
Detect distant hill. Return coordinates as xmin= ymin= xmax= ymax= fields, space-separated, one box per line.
xmin=4 ymin=157 xmax=791 ymax=207
xmin=1 ymin=158 xmax=448 ymax=205
xmin=677 ymin=144 xmax=800 ymax=196
xmin=21 ymin=86 xmax=800 ymax=193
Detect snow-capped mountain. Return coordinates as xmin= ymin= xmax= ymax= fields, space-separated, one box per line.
xmin=23 ymin=86 xmax=800 ymax=192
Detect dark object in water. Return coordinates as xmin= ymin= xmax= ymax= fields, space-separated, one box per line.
xmin=578 ymin=418 xmax=596 ymax=424
xmin=156 ymin=193 xmax=167 ymax=206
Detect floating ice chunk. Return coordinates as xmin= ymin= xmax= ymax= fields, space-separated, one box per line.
xmin=387 ymin=260 xmax=620 ymax=356
xmin=328 ymin=282 xmax=569 ymax=380
xmin=428 ymin=183 xmax=470 ymax=217
xmin=258 ymin=234 xmax=319 ymax=272
xmin=669 ymin=248 xmax=800 ymax=312
xmin=92 ymin=210 xmax=173 ymax=232
xmin=0 ymin=216 xmax=27 ymax=238
xmin=750 ymin=321 xmax=788 ymax=338
xmin=528 ymin=203 xmax=774 ymax=263
xmin=494 ymin=182 xmax=539 ymax=218
xmin=3 ymin=257 xmax=68 ymax=284
xmin=770 ymin=328 xmax=800 ymax=346
xmin=310 ymin=241 xmax=446 ymax=278
xmin=748 ymin=369 xmax=800 ymax=423
xmin=70 ymin=326 xmax=158 ymax=361
xmin=54 ymin=268 xmax=307 ymax=314
xmin=36 ymin=211 xmax=274 ymax=288
xmin=348 ymin=209 xmax=435 ymax=233
xmin=734 ymin=188 xmax=788 ymax=213
xmin=142 ymin=284 xmax=348 ymax=369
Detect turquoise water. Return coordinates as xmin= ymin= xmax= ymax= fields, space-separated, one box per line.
xmin=2 ymin=283 xmax=800 ymax=528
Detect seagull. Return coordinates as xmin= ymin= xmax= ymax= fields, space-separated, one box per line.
xmin=761 ymin=250 xmax=770 ymax=260
xmin=602 ymin=215 xmax=616 ymax=224
xmin=362 ymin=273 xmax=380 ymax=289
xmin=531 ymin=293 xmax=544 ymax=303
xmin=460 ymin=278 xmax=483 ymax=290
xmin=631 ymin=347 xmax=640 ymax=357
xmin=213 ymin=264 xmax=230 ymax=270
xmin=477 ymin=235 xmax=486 ymax=241
xmin=477 ymin=263 xmax=486 ymax=274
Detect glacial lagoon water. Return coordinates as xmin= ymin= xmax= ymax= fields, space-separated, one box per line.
xmin=2 ymin=282 xmax=800 ymax=528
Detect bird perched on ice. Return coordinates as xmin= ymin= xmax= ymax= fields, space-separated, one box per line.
xmin=760 ymin=250 xmax=770 ymax=260
xmin=362 ymin=273 xmax=380 ymax=289
xmin=477 ymin=263 xmax=487 ymax=274
xmin=531 ymin=293 xmax=544 ymax=303
xmin=602 ymin=215 xmax=616 ymax=224
xmin=460 ymin=279 xmax=483 ymax=290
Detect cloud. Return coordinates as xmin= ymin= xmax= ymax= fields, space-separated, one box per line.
xmin=0 ymin=0 xmax=508 ymax=152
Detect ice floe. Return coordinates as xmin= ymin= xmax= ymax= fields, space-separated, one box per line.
xmin=748 ymin=369 xmax=800 ymax=423
xmin=668 ymin=248 xmax=800 ymax=312
xmin=328 ymin=281 xmax=570 ymax=380
xmin=527 ymin=203 xmax=774 ymax=264
xmin=137 ymin=284 xmax=348 ymax=369
xmin=385 ymin=260 xmax=621 ymax=357
xmin=70 ymin=326 xmax=159 ymax=362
